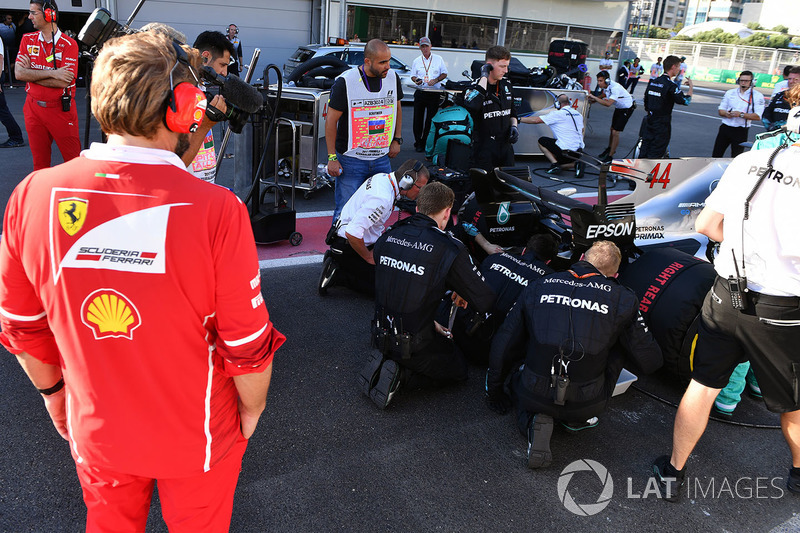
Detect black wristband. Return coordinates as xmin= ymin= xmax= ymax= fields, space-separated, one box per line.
xmin=37 ymin=377 xmax=64 ymax=396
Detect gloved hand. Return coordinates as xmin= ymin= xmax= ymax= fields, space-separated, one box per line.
xmin=480 ymin=62 xmax=493 ymax=79
xmin=485 ymin=390 xmax=512 ymax=415
xmin=509 ymin=125 xmax=520 ymax=144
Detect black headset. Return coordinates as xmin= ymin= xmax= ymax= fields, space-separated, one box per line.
xmin=554 ymin=94 xmax=569 ymax=110
xmin=398 ymin=161 xmax=424 ymax=190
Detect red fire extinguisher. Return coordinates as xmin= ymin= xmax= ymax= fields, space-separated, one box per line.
xmin=582 ymin=73 xmax=592 ymax=92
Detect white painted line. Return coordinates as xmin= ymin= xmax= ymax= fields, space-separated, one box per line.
xmin=673 ymin=108 xmax=764 ymax=129
xmin=770 ymin=514 xmax=800 ymax=533
xmin=259 ymin=255 xmax=323 ymax=269
xmin=297 ymin=210 xmax=334 ymax=219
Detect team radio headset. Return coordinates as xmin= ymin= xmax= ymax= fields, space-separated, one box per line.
xmin=165 ymin=41 xmax=208 ymax=134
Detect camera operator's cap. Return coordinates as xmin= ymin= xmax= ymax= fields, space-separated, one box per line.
xmin=419 ymin=37 xmax=431 ymax=47
xmin=681 ymin=56 xmax=686 ymax=60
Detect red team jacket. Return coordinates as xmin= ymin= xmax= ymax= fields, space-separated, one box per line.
xmin=0 ymin=144 xmax=284 ymax=478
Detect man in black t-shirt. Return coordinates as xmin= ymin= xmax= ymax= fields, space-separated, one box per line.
xmin=325 ymin=39 xmax=404 ymax=223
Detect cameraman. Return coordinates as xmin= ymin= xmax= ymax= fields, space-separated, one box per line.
xmin=181 ymin=30 xmax=235 ymax=183
xmin=0 ymin=31 xmax=284 ymax=530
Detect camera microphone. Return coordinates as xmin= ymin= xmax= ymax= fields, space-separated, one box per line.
xmin=201 ymin=66 xmax=263 ymax=113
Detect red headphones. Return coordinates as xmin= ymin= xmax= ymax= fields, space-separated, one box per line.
xmin=42 ymin=1 xmax=57 ymax=23
xmin=165 ymin=42 xmax=207 ymax=134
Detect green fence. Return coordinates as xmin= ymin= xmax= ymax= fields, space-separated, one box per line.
xmin=687 ymin=67 xmax=784 ymax=88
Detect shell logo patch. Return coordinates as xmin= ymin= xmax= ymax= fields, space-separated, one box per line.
xmin=59 ymin=197 xmax=88 ymax=236
xmin=81 ymin=289 xmax=141 ymax=340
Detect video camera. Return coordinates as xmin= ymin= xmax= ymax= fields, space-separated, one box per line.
xmin=77 ymin=8 xmax=262 ymax=134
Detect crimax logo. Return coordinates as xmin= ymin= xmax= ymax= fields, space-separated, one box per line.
xmin=585 ymin=221 xmax=634 ymax=239
xmin=558 ymin=460 xmax=614 ymax=516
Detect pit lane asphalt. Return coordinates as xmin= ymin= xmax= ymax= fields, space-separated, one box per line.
xmin=1 ymin=84 xmax=798 ymax=532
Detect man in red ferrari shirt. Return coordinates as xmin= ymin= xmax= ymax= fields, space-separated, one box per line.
xmin=15 ymin=0 xmax=80 ymax=170
xmin=0 ymin=31 xmax=284 ymax=532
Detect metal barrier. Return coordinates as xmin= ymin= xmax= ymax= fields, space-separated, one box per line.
xmin=625 ymin=38 xmax=800 ymax=88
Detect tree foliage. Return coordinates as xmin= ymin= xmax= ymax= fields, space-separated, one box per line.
xmin=772 ymin=25 xmax=789 ymax=34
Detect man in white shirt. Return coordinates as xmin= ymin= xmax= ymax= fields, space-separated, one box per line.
xmin=771 ymin=65 xmax=793 ymax=97
xmin=599 ymin=51 xmax=613 ymax=72
xmin=410 ymin=37 xmax=447 ymax=153
xmin=520 ymin=94 xmax=585 ymax=176
xmin=711 ymin=70 xmax=765 ymax=158
xmin=650 ymin=57 xmax=664 ymax=79
xmin=587 ymin=70 xmax=635 ymax=163
xmin=320 ymin=159 xmax=429 ymax=295
xmin=676 ymin=57 xmax=688 ymax=89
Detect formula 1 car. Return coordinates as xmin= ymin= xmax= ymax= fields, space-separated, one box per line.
xmin=443 ymin=156 xmax=732 ymax=384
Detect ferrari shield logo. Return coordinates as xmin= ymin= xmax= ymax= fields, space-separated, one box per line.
xmin=58 ymin=198 xmax=88 ymax=236
xmin=498 ymin=202 xmax=511 ymax=225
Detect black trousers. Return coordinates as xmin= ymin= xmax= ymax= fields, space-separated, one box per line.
xmin=639 ymin=115 xmax=671 ymax=159
xmin=712 ymin=124 xmax=749 ymax=158
xmin=413 ymin=90 xmax=441 ymax=148
xmin=0 ymin=89 xmax=23 ymax=142
xmin=510 ymin=349 xmax=625 ymax=435
xmin=473 ymin=137 xmax=515 ymax=173
xmin=330 ymin=236 xmax=375 ymax=295
xmin=390 ymin=334 xmax=469 ymax=387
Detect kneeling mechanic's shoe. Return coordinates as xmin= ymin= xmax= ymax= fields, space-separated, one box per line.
xmin=651 ymin=455 xmax=686 ymax=502
xmin=788 ymin=467 xmax=800 ymax=494
xmin=318 ymin=252 xmax=338 ymax=296
xmin=370 ymin=359 xmax=401 ymax=409
xmin=358 ymin=352 xmax=384 ymax=396
xmin=527 ymin=414 xmax=553 ymax=468
xmin=545 ymin=164 xmax=561 ymax=175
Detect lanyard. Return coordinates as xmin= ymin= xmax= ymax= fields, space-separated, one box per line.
xmin=568 ymin=270 xmax=599 ymax=280
xmin=421 ymin=55 xmax=432 ymax=78
xmin=359 ymin=66 xmax=381 ymax=92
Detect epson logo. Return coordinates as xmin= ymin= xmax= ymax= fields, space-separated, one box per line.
xmin=585 ymin=221 xmax=635 ymax=239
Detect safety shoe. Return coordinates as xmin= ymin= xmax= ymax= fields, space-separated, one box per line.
xmin=598 ymin=147 xmax=610 ymax=160
xmin=545 ymin=164 xmax=561 ymax=175
xmin=574 ymin=160 xmax=585 ymax=179
xmin=0 ymin=139 xmax=25 ymax=148
xmin=561 ymin=416 xmax=599 ymax=431
xmin=358 ymin=352 xmax=384 ymax=396
xmin=527 ymin=414 xmax=554 ymax=468
xmin=601 ymin=154 xmax=613 ymax=165
xmin=788 ymin=467 xmax=800 ymax=494
xmin=370 ymin=359 xmax=401 ymax=409
xmin=318 ymin=252 xmax=338 ymax=296
xmin=651 ymin=455 xmax=686 ymax=502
